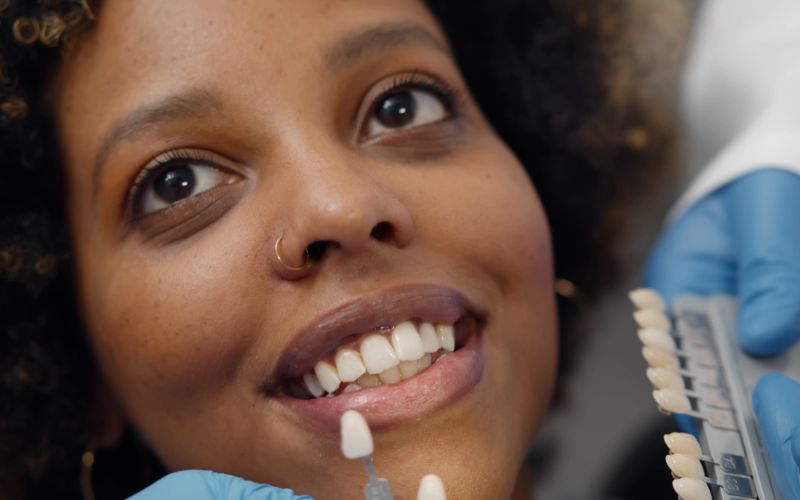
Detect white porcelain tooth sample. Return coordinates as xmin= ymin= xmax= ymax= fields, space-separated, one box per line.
xmin=642 ymin=346 xmax=680 ymax=370
xmin=378 ymin=366 xmax=402 ymax=384
xmin=360 ymin=334 xmax=399 ymax=374
xmin=335 ymin=349 xmax=367 ymax=382
xmin=628 ymin=288 xmax=666 ymax=310
xmin=672 ymin=477 xmax=711 ymax=500
xmin=666 ymin=454 xmax=705 ymax=478
xmin=663 ymin=433 xmax=702 ymax=456
xmin=342 ymin=383 xmax=363 ymax=394
xmin=340 ymin=410 xmax=373 ymax=459
xmin=647 ymin=367 xmax=684 ymax=390
xmin=357 ymin=374 xmax=381 ymax=388
xmin=417 ymin=353 xmax=432 ymax=370
xmin=391 ymin=322 xmax=426 ymax=361
xmin=314 ymin=361 xmax=341 ymax=394
xmin=419 ymin=323 xmax=441 ymax=353
xmin=398 ymin=360 xmax=420 ymax=380
xmin=633 ymin=309 xmax=671 ymax=330
xmin=417 ymin=473 xmax=447 ymax=500
xmin=437 ymin=324 xmax=455 ymax=352
xmin=653 ymin=388 xmax=692 ymax=413
xmin=302 ymin=373 xmax=325 ymax=398
xmin=638 ymin=328 xmax=677 ymax=351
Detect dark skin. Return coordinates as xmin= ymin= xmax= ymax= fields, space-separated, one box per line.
xmin=51 ymin=1 xmax=557 ymax=498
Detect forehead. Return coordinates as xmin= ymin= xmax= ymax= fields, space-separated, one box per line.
xmin=52 ymin=0 xmax=445 ymax=148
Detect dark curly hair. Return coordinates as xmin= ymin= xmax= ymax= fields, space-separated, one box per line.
xmin=0 ymin=1 xmax=675 ymax=498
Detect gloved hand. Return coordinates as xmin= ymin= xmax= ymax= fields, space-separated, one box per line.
xmin=645 ymin=168 xmax=800 ymax=356
xmin=645 ymin=168 xmax=800 ymax=499
xmin=129 ymin=470 xmax=313 ymax=500
xmin=753 ymin=373 xmax=800 ymax=500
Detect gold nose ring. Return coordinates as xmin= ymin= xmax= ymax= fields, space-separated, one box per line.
xmin=274 ymin=233 xmax=312 ymax=272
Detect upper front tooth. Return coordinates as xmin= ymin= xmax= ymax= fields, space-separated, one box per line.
xmin=391 ymin=321 xmax=425 ymax=361
xmin=419 ymin=323 xmax=441 ymax=353
xmin=437 ymin=324 xmax=455 ymax=352
xmin=335 ymin=349 xmax=366 ymax=382
xmin=360 ymin=334 xmax=400 ymax=374
xmin=303 ymin=373 xmax=325 ymax=398
xmin=314 ymin=360 xmax=341 ymax=394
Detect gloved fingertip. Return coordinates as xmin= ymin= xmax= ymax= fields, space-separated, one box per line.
xmin=738 ymin=293 xmax=800 ymax=356
xmin=792 ymin=427 xmax=800 ymax=466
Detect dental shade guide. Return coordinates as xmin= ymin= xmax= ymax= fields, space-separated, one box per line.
xmin=630 ymin=290 xmax=800 ymax=499
xmin=339 ymin=410 xmax=447 ymax=500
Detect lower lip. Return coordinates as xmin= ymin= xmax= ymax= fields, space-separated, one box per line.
xmin=273 ymin=331 xmax=484 ymax=435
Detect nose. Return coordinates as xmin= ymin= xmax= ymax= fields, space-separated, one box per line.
xmin=271 ymin=161 xmax=415 ymax=278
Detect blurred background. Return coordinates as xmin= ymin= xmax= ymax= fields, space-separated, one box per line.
xmin=530 ymin=2 xmax=700 ymax=498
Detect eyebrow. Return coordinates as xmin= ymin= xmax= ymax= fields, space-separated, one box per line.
xmin=92 ymin=23 xmax=450 ymax=193
xmin=92 ymin=88 xmax=223 ymax=193
xmin=325 ymin=22 xmax=450 ymax=69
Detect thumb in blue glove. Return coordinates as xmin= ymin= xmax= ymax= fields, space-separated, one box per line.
xmin=645 ymin=168 xmax=800 ymax=356
xmin=128 ymin=470 xmax=313 ymax=500
xmin=753 ymin=373 xmax=800 ymax=500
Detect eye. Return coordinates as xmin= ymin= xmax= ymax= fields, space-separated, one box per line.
xmin=139 ymin=161 xmax=238 ymax=215
xmin=364 ymin=88 xmax=449 ymax=139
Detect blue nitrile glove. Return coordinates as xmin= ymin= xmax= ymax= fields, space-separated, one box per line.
xmin=129 ymin=470 xmax=313 ymax=500
xmin=753 ymin=373 xmax=800 ymax=500
xmin=645 ymin=168 xmax=800 ymax=354
xmin=645 ymin=168 xmax=800 ymax=498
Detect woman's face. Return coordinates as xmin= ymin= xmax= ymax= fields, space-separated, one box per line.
xmin=52 ymin=1 xmax=557 ymax=498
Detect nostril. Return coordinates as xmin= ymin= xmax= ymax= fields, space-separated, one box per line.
xmin=370 ymin=222 xmax=393 ymax=242
xmin=306 ymin=241 xmax=330 ymax=262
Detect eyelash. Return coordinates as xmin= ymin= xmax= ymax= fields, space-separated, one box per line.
xmin=124 ymin=72 xmax=465 ymax=218
xmin=126 ymin=149 xmax=222 ymax=218
xmin=368 ymin=70 xmax=465 ymax=124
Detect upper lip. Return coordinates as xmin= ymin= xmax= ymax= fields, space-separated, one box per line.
xmin=265 ymin=284 xmax=486 ymax=390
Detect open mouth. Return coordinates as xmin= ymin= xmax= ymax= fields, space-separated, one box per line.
xmin=281 ymin=315 xmax=477 ymax=399
xmin=266 ymin=285 xmax=488 ymax=431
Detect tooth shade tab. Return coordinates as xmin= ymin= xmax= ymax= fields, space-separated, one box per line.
xmin=672 ymin=477 xmax=711 ymax=500
xmin=633 ymin=309 xmax=671 ymax=330
xmin=360 ymin=334 xmax=400 ymax=374
xmin=647 ymin=367 xmax=684 ymax=390
xmin=419 ymin=323 xmax=441 ymax=353
xmin=664 ymin=433 xmax=702 ymax=456
xmin=666 ymin=454 xmax=705 ymax=478
xmin=437 ymin=324 xmax=455 ymax=352
xmin=335 ymin=349 xmax=366 ymax=382
xmin=638 ymin=328 xmax=677 ymax=351
xmin=314 ymin=360 xmax=341 ymax=394
xmin=654 ymin=388 xmax=692 ymax=413
xmin=629 ymin=288 xmax=666 ymax=310
xmin=302 ymin=373 xmax=325 ymax=398
xmin=417 ymin=473 xmax=447 ymax=500
xmin=642 ymin=346 xmax=680 ymax=370
xmin=391 ymin=321 xmax=426 ymax=361
xmin=340 ymin=410 xmax=373 ymax=459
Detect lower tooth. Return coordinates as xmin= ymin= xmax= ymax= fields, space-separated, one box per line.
xmin=398 ymin=360 xmax=420 ymax=380
xmin=417 ymin=353 xmax=432 ymax=370
xmin=342 ymin=383 xmax=363 ymax=393
xmin=378 ymin=366 xmax=401 ymax=384
xmin=357 ymin=374 xmax=382 ymax=388
xmin=434 ymin=352 xmax=450 ymax=364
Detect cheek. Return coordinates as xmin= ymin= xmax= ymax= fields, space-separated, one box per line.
xmin=77 ymin=227 xmax=264 ymax=413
